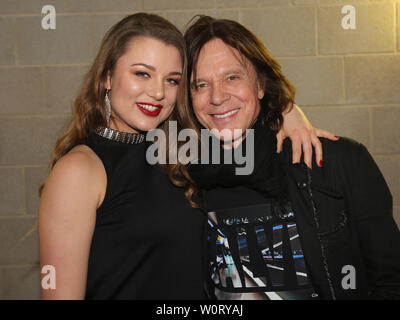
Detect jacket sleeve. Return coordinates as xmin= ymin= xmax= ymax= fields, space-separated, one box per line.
xmin=346 ymin=142 xmax=400 ymax=299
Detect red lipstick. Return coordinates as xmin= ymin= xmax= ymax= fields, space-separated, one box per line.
xmin=136 ymin=102 xmax=163 ymax=117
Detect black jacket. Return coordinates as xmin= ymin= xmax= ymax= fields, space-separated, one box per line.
xmin=280 ymin=137 xmax=400 ymax=299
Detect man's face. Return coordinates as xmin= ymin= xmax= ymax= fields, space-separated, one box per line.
xmin=190 ymin=38 xmax=264 ymax=142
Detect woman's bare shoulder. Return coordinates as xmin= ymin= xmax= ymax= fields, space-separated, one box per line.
xmin=41 ymin=144 xmax=107 ymax=209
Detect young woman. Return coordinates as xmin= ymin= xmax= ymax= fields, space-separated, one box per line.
xmin=38 ymin=13 xmax=205 ymax=300
xmin=38 ymin=13 xmax=336 ymax=300
xmin=171 ymin=15 xmax=400 ymax=300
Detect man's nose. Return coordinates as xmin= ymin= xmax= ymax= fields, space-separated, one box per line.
xmin=209 ymin=81 xmax=229 ymax=106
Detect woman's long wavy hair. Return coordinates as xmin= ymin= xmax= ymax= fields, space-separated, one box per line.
xmin=39 ymin=12 xmax=187 ymax=196
xmin=165 ymin=15 xmax=296 ymax=209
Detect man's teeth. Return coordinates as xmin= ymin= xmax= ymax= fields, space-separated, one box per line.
xmin=213 ymin=109 xmax=239 ymax=119
xmin=138 ymin=103 xmax=160 ymax=112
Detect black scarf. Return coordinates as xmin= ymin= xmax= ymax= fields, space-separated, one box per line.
xmin=188 ymin=116 xmax=287 ymax=199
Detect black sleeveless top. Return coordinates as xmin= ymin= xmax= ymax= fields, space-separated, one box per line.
xmin=80 ymin=134 xmax=206 ymax=299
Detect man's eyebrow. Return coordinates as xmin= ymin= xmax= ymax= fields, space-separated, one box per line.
xmin=222 ymin=69 xmax=245 ymax=76
xmin=193 ymin=69 xmax=245 ymax=83
xmin=192 ymin=77 xmax=207 ymax=84
xmin=130 ymin=63 xmax=182 ymax=76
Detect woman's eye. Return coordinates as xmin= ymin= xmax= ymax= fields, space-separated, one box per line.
xmin=167 ymin=78 xmax=180 ymax=86
xmin=135 ymin=71 xmax=150 ymax=78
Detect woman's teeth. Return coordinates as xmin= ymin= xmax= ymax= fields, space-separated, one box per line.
xmin=138 ymin=103 xmax=160 ymax=112
xmin=213 ymin=109 xmax=239 ymax=119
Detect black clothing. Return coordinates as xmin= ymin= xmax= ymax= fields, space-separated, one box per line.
xmin=194 ymin=120 xmax=318 ymax=299
xmin=280 ymin=137 xmax=400 ymax=299
xmin=205 ymin=193 xmax=319 ymax=300
xmin=80 ymin=134 xmax=206 ymax=300
xmin=197 ymin=133 xmax=400 ymax=299
xmin=189 ymin=117 xmax=286 ymax=198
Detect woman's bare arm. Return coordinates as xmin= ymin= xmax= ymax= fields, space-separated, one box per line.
xmin=38 ymin=145 xmax=106 ymax=299
xmin=277 ymin=104 xmax=339 ymax=169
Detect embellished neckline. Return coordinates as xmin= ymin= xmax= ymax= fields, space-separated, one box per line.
xmin=96 ymin=127 xmax=146 ymax=144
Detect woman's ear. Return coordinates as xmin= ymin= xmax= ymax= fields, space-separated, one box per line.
xmin=105 ymin=70 xmax=112 ymax=90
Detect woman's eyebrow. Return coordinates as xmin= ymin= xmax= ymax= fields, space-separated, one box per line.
xmin=130 ymin=63 xmax=182 ymax=76
xmin=168 ymin=71 xmax=182 ymax=76
xmin=131 ymin=63 xmax=155 ymax=70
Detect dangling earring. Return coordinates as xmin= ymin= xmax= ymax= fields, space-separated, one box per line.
xmin=104 ymin=89 xmax=112 ymax=125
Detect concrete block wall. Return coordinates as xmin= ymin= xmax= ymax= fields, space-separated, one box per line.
xmin=0 ymin=0 xmax=398 ymax=299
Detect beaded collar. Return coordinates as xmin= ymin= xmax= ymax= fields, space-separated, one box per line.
xmin=96 ymin=127 xmax=145 ymax=144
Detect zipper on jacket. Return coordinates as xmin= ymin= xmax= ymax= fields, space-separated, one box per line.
xmin=305 ymin=167 xmax=336 ymax=300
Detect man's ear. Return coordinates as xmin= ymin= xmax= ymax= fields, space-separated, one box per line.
xmin=257 ymin=76 xmax=265 ymax=100
xmin=257 ymin=74 xmax=267 ymax=100
xmin=105 ymin=70 xmax=112 ymax=90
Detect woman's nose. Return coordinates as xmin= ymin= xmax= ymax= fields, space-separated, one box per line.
xmin=148 ymin=78 xmax=165 ymax=101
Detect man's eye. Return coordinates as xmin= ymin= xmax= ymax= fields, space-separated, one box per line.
xmin=196 ymin=83 xmax=207 ymax=89
xmin=227 ymin=75 xmax=239 ymax=81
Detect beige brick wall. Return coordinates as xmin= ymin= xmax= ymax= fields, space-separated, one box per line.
xmin=0 ymin=0 xmax=398 ymax=299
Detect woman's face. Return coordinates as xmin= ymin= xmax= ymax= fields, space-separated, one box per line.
xmin=190 ymin=38 xmax=264 ymax=142
xmin=105 ymin=36 xmax=182 ymax=133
